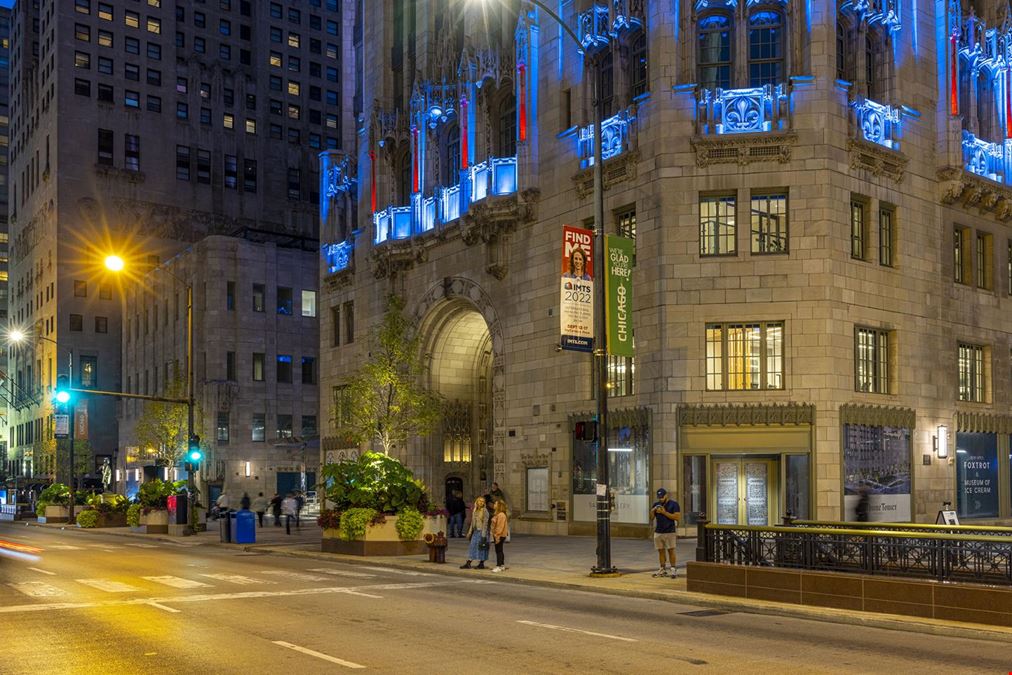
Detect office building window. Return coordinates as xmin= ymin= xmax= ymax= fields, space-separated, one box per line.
xmin=70 ymin=314 xmax=84 ymax=332
xmin=252 ymin=353 xmax=265 ymax=382
xmin=175 ymin=145 xmax=190 ymax=180
xmin=243 ymin=159 xmax=258 ymax=192
xmin=976 ymin=232 xmax=993 ymax=290
xmin=252 ymin=413 xmax=265 ymax=442
xmin=79 ymin=356 xmax=98 ymax=389
xmin=343 ymin=301 xmax=355 ymax=343
xmin=879 ymin=206 xmax=895 ymax=267
xmin=124 ymin=134 xmax=140 ymax=171
xmin=226 ymin=351 xmax=236 ymax=381
xmin=855 ymin=327 xmax=891 ymax=394
xmin=700 ymin=194 xmax=736 ymax=256
xmin=301 ymin=290 xmax=317 ymax=317
xmin=75 ymin=280 xmax=88 ymax=297
xmin=98 ymin=129 xmax=114 ymax=165
xmin=958 ymin=343 xmax=986 ymax=403
xmin=276 ymin=355 xmax=292 ymax=383
xmin=750 ymin=192 xmax=788 ymax=254
xmin=331 ymin=306 xmax=340 ymax=347
xmin=75 ymin=78 xmax=91 ymax=96
xmin=954 ymin=227 xmax=970 ymax=284
xmin=226 ymin=281 xmax=235 ymax=310
xmin=705 ymin=321 xmax=784 ymax=391
xmin=276 ymin=414 xmax=293 ymax=439
xmin=850 ymin=198 xmax=868 ymax=260
xmin=224 ymin=155 xmax=238 ymax=189
xmin=95 ymin=317 xmax=109 ymax=334
xmin=301 ymin=415 xmax=318 ymax=437
xmin=277 ymin=287 xmax=293 ymax=315
xmin=216 ymin=412 xmax=230 ymax=444
xmin=252 ymin=284 xmax=265 ymax=312
xmin=301 ymin=356 xmax=316 ymax=385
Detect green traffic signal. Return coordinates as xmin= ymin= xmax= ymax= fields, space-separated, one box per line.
xmin=187 ymin=434 xmax=202 ymax=463
xmin=55 ymin=390 xmax=71 ymax=404
xmin=54 ymin=374 xmax=72 ymax=405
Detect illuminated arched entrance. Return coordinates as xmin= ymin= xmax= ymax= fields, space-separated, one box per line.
xmin=415 ymin=278 xmax=504 ymax=503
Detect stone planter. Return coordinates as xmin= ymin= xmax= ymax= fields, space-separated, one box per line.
xmin=96 ymin=512 xmax=128 ymax=528
xmin=321 ymin=514 xmax=426 ymax=556
xmin=38 ymin=505 xmax=70 ymax=524
xmin=139 ymin=508 xmax=169 ymax=534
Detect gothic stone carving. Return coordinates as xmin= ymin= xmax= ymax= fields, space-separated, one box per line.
xmin=678 ymin=403 xmax=816 ymax=427
xmin=847 ymin=138 xmax=908 ymax=182
xmin=839 ymin=404 xmax=916 ymax=429
xmin=691 ymin=133 xmax=797 ymax=168
xmin=956 ymin=411 xmax=1012 ymax=434
xmin=938 ymin=166 xmax=1012 ymax=221
xmin=572 ymin=150 xmax=640 ymax=199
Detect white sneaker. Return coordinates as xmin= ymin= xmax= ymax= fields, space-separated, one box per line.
xmin=669 ymin=567 xmax=678 ymax=579
xmin=491 ymin=566 xmax=504 ymax=573
xmin=652 ymin=568 xmax=668 ymax=577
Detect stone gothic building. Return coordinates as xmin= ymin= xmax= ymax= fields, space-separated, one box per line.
xmin=319 ymin=0 xmax=1012 ymax=536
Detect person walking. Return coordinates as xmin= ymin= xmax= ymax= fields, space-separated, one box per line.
xmin=294 ymin=491 xmax=305 ymax=528
xmin=269 ymin=492 xmax=283 ymax=527
xmin=446 ymin=490 xmax=466 ymax=537
xmin=649 ymin=488 xmax=681 ymax=578
xmin=251 ymin=492 xmax=268 ymax=528
xmin=215 ymin=491 xmax=231 ymax=519
xmin=282 ymin=493 xmax=297 ymax=535
xmin=240 ymin=492 xmax=251 ymax=511
xmin=490 ymin=500 xmax=510 ymax=573
xmin=459 ymin=497 xmax=490 ymax=569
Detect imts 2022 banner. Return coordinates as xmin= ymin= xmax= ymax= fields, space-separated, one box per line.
xmin=560 ymin=225 xmax=594 ymax=352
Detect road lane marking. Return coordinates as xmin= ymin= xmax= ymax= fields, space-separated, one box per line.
xmin=124 ymin=543 xmax=157 ymax=548
xmin=75 ymin=579 xmax=140 ymax=593
xmin=271 ymin=641 xmax=364 ymax=669
xmin=27 ymin=567 xmax=56 ymax=576
xmin=359 ymin=566 xmax=433 ymax=577
xmin=147 ymin=602 xmax=181 ymax=614
xmin=10 ymin=581 xmax=66 ymax=598
xmin=46 ymin=545 xmax=83 ymax=550
xmin=143 ymin=576 xmax=212 ymax=589
xmin=516 ymin=620 xmax=638 ymax=643
xmin=307 ymin=567 xmax=376 ymax=578
xmin=258 ymin=570 xmax=328 ymax=582
xmin=199 ymin=573 xmax=274 ymax=586
xmin=0 ymin=579 xmax=483 ymax=615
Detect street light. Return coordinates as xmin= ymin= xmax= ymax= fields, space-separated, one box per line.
xmin=105 ymin=254 xmax=197 ymax=534
xmin=474 ymin=0 xmax=613 ymax=574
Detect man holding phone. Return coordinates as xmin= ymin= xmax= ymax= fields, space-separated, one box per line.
xmin=649 ymin=488 xmax=681 ymax=578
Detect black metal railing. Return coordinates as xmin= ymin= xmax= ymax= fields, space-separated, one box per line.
xmin=697 ymin=521 xmax=1012 ymax=586
xmin=787 ymin=518 xmax=1012 ymax=538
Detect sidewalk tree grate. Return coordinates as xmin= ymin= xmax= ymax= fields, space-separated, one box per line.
xmin=678 ymin=609 xmax=731 ymax=617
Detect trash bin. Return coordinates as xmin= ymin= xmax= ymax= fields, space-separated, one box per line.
xmin=234 ymin=509 xmax=256 ymax=544
xmin=219 ymin=511 xmax=233 ymax=543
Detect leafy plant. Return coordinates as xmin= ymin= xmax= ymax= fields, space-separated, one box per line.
xmin=126 ymin=503 xmax=142 ymax=527
xmin=87 ymin=493 xmax=129 ymax=514
xmin=76 ymin=509 xmax=100 ymax=528
xmin=337 ymin=295 xmax=443 ymax=455
xmin=321 ymin=451 xmax=429 ymax=514
xmin=339 ymin=508 xmax=379 ymax=541
xmin=39 ymin=483 xmax=71 ymax=507
xmin=137 ymin=479 xmax=186 ymax=509
xmin=395 ymin=507 xmax=424 ymax=541
xmin=317 ymin=509 xmax=341 ymax=530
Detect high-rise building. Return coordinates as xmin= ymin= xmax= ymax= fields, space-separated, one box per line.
xmin=0 ymin=6 xmax=10 ymax=477
xmin=320 ymin=0 xmax=1012 ymax=534
xmin=6 ymin=0 xmax=354 ymax=483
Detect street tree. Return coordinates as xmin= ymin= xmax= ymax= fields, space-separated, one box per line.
xmin=338 ymin=295 xmax=442 ymax=456
xmin=134 ymin=367 xmax=189 ymax=467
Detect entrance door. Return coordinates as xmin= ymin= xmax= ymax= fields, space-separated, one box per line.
xmin=445 ymin=476 xmax=464 ymax=503
xmin=712 ymin=458 xmax=777 ymax=526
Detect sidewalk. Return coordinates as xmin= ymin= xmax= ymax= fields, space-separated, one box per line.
xmin=19 ymin=516 xmax=323 ymax=547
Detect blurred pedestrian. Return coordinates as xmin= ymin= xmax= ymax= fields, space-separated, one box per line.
xmin=269 ymin=492 xmax=283 ymax=526
xmin=856 ymin=487 xmax=871 ymax=523
xmin=240 ymin=492 xmax=251 ymax=511
xmin=282 ymin=493 xmax=298 ymax=535
xmin=491 ymin=500 xmax=510 ymax=573
xmin=294 ymin=491 xmax=305 ymax=528
xmin=446 ymin=490 xmax=466 ymax=537
xmin=252 ymin=492 xmax=268 ymax=527
xmin=460 ymin=497 xmax=490 ymax=569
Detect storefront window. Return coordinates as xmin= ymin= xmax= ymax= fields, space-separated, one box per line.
xmin=843 ymin=424 xmax=911 ymax=522
xmin=785 ymin=454 xmax=810 ymax=520
xmin=572 ymin=419 xmax=649 ymax=524
xmin=955 ymin=432 xmax=999 ymax=519
xmin=682 ymin=455 xmax=707 ymax=525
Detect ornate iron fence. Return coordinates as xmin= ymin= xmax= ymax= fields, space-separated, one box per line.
xmin=698 ymin=522 xmax=1012 ymax=586
xmin=788 ymin=518 xmax=1012 ymax=538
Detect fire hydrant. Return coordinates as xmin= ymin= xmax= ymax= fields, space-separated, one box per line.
xmin=425 ymin=531 xmax=448 ymax=563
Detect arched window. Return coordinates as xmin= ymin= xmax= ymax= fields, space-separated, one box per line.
xmin=836 ymin=18 xmax=856 ymax=82
xmin=865 ymin=27 xmax=888 ymax=100
xmin=396 ymin=148 xmax=411 ymax=204
xmin=748 ymin=10 xmax=784 ymax=87
xmin=497 ymin=93 xmax=516 ymax=157
xmin=977 ymin=68 xmax=998 ymax=142
xmin=629 ymin=30 xmax=648 ymax=98
xmin=698 ymin=14 xmax=732 ymax=90
xmin=442 ymin=123 xmax=460 ymax=185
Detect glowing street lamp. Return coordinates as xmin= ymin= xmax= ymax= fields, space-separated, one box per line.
xmin=104 ymin=255 xmax=125 ymax=272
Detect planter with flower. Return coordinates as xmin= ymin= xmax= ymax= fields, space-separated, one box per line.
xmin=319 ymin=451 xmax=436 ymax=556
xmin=132 ymin=479 xmax=187 ymax=534
xmin=75 ymin=493 xmax=131 ymax=528
xmin=36 ymin=483 xmax=71 ymax=523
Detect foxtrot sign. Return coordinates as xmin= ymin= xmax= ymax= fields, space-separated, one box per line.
xmin=560 ymin=225 xmax=594 ymax=352
xmin=604 ymin=235 xmax=634 ymax=357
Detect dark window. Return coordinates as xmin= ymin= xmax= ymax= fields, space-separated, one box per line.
xmin=70 ymin=314 xmax=84 ymax=332
xmin=698 ymin=14 xmax=732 ymax=89
xmin=276 ymin=355 xmax=292 ymax=383
xmin=74 ymin=78 xmax=91 ymax=96
xmin=124 ymin=134 xmax=140 ymax=171
xmin=176 ymin=145 xmax=191 ymax=180
xmin=301 ymin=415 xmax=317 ymax=437
xmin=252 ymin=284 xmax=265 ymax=312
xmin=75 ymin=280 xmax=88 ymax=297
xmin=287 ymin=167 xmax=301 ymax=200
xmin=630 ymin=30 xmax=648 ymax=98
xmin=125 ymin=63 xmax=139 ymax=81
xmin=301 ymin=356 xmax=316 ymax=385
xmin=226 ymin=281 xmax=235 ymax=310
xmin=216 ymin=412 xmax=230 ymax=443
xmin=243 ymin=159 xmax=258 ymax=192
xmin=147 ymin=95 xmax=162 ymax=112
xmin=252 ymin=413 xmax=265 ymax=441
xmin=276 ymin=414 xmax=293 ymax=439
xmin=97 ymin=129 xmax=114 ymax=165
xmin=226 ymin=351 xmax=236 ymax=381
xmin=330 ymin=306 xmax=340 ymax=347
xmin=95 ymin=316 xmax=108 ymax=334
xmin=97 ymin=83 xmax=114 ymax=102
xmin=277 ymin=287 xmax=293 ymax=315
xmin=343 ymin=301 xmax=354 ymax=343
xmin=225 ymin=154 xmax=238 ymax=189
xmin=197 ymin=149 xmax=211 ymax=183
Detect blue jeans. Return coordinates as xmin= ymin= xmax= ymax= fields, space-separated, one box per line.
xmin=448 ymin=512 xmax=464 ymax=536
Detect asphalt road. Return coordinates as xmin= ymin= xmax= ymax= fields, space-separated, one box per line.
xmin=1 ymin=525 xmax=1009 ymax=674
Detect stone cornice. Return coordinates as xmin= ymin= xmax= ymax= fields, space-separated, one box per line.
xmin=839 ymin=403 xmax=915 ymax=429
xmin=938 ymin=166 xmax=1012 ymax=221
xmin=848 ymin=138 xmax=908 ymax=182
xmin=956 ymin=411 xmax=1012 ymax=434
xmin=679 ymin=402 xmax=814 ymax=427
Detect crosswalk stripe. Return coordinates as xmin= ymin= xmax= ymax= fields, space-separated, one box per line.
xmin=124 ymin=543 xmax=157 ymax=549
xmin=259 ymin=570 xmax=327 ymax=582
xmin=75 ymin=579 xmax=140 ymax=593
xmin=360 ymin=566 xmax=433 ymax=577
xmin=307 ymin=567 xmax=376 ymax=579
xmin=199 ymin=573 xmax=273 ymax=586
xmin=10 ymin=581 xmax=66 ymax=598
xmin=47 ymin=545 xmax=83 ymax=551
xmin=27 ymin=567 xmax=56 ymax=576
xmin=142 ymin=576 xmax=212 ymax=589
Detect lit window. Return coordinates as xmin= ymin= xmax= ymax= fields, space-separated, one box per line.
xmin=98 ymin=3 xmax=113 ymax=21
xmin=125 ymin=10 xmax=139 ymax=27
xmin=223 ymin=113 xmax=234 ymax=129
xmin=287 ymin=104 xmax=300 ymax=120
xmin=750 ymin=192 xmax=788 ymax=254
xmin=855 ymin=327 xmax=890 ymax=394
xmin=957 ymin=343 xmax=986 ymax=403
xmin=850 ymin=198 xmax=868 ymax=260
xmin=699 ymin=194 xmax=736 ymax=256
xmin=301 ymin=290 xmax=317 ymax=317
xmin=288 ymin=32 xmax=300 ymax=48
xmin=147 ymin=17 xmax=161 ymax=34
xmin=245 ymin=119 xmax=256 ymax=134
xmin=98 ymin=30 xmax=113 ymax=47
xmin=288 ymin=81 xmax=300 ymax=96
xmin=269 ymin=51 xmax=282 ymax=68
xmin=706 ymin=322 xmax=784 ymax=391
xmin=75 ymin=51 xmax=91 ymax=68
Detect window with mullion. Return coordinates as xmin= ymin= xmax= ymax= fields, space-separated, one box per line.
xmin=957 ymin=343 xmax=985 ymax=403
xmin=850 ymin=199 xmax=867 ymax=260
xmin=855 ymin=327 xmax=890 ymax=394
xmin=698 ymin=14 xmax=732 ymax=90
xmin=700 ymin=194 xmax=736 ymax=256
xmin=879 ymin=206 xmax=895 ymax=267
xmin=750 ymin=192 xmax=787 ymax=254
xmin=748 ymin=10 xmax=784 ymax=87
xmin=705 ymin=321 xmax=784 ymax=391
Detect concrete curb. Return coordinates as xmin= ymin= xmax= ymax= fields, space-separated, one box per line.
xmin=253 ymin=544 xmax=1012 ymax=644
xmin=12 ymin=520 xmax=321 ymax=549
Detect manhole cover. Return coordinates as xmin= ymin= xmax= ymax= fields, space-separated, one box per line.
xmin=679 ymin=609 xmax=730 ymax=617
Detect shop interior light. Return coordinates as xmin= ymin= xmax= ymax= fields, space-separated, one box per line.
xmin=607 ymin=447 xmax=633 ymax=453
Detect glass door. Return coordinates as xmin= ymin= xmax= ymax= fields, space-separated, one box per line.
xmin=712 ymin=458 xmax=777 ymax=526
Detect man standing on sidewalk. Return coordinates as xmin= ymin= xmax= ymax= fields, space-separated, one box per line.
xmin=649 ymin=488 xmax=681 ymax=578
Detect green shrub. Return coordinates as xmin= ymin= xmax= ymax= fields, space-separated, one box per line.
xmin=339 ymin=508 xmax=378 ymax=541
xmin=321 ymin=452 xmax=428 ymax=515
xmin=138 ymin=479 xmax=186 ymax=508
xmin=394 ymin=507 xmax=424 ymax=541
xmin=76 ymin=509 xmax=100 ymax=528
xmin=39 ymin=483 xmax=71 ymax=506
xmin=35 ymin=502 xmax=46 ymax=517
xmin=87 ymin=493 xmax=130 ymax=514
xmin=126 ymin=503 xmax=142 ymax=527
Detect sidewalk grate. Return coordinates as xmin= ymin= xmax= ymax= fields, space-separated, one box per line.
xmin=678 ymin=609 xmax=731 ymax=618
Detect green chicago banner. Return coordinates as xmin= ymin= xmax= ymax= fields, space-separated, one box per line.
xmin=604 ymin=235 xmax=634 ymax=357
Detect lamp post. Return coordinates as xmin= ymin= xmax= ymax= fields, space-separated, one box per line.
xmin=8 ymin=330 xmax=77 ymax=520
xmin=105 ymin=255 xmax=197 ymax=534
xmin=475 ymin=0 xmax=613 ymax=573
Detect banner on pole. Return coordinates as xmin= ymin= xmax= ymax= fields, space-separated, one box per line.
xmin=560 ymin=225 xmax=595 ymax=352
xmin=54 ymin=414 xmax=69 ymax=439
xmin=605 ymin=235 xmax=634 ymax=357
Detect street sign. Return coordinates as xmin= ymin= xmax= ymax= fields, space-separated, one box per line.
xmin=54 ymin=414 xmax=70 ymax=439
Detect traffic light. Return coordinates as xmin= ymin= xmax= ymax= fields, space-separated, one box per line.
xmin=53 ymin=374 xmax=72 ymax=407
xmin=186 ymin=434 xmax=202 ymax=464
xmin=574 ymin=420 xmax=598 ymax=442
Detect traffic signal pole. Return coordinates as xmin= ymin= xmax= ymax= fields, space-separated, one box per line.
xmin=186 ymin=285 xmax=196 ymax=535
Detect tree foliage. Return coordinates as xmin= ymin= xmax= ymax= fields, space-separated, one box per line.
xmin=133 ymin=366 xmax=190 ymax=467
xmin=338 ymin=295 xmax=442 ymax=455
